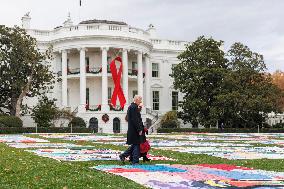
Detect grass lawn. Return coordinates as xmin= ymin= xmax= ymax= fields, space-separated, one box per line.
xmin=0 ymin=134 xmax=284 ymax=188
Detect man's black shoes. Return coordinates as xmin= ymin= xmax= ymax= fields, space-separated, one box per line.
xmin=119 ymin=154 xmax=125 ymax=164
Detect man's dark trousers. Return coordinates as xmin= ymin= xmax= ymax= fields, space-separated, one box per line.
xmin=121 ymin=144 xmax=140 ymax=164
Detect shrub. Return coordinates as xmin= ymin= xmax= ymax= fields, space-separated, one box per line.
xmin=161 ymin=120 xmax=179 ymax=129
xmin=0 ymin=116 xmax=23 ymax=127
xmin=160 ymin=111 xmax=180 ymax=129
xmin=68 ymin=117 xmax=86 ymax=128
xmin=31 ymin=96 xmax=58 ymax=127
xmin=157 ymin=127 xmax=284 ymax=133
xmin=0 ymin=127 xmax=92 ymax=134
xmin=273 ymin=122 xmax=284 ymax=128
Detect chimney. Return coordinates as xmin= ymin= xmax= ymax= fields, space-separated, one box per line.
xmin=21 ymin=12 xmax=31 ymax=29
xmin=146 ymin=24 xmax=157 ymax=38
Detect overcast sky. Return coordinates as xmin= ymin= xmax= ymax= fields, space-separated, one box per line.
xmin=0 ymin=0 xmax=283 ymax=72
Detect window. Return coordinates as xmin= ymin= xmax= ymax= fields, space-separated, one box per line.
xmin=86 ymin=57 xmax=90 ymax=72
xmin=85 ymin=57 xmax=89 ymax=65
xmin=107 ymin=56 xmax=111 ymax=63
xmin=133 ymin=90 xmax=138 ymax=98
xmin=86 ymin=88 xmax=89 ymax=105
xmin=152 ymin=91 xmax=159 ymax=110
xmin=132 ymin=62 xmax=137 ymax=70
xmin=108 ymin=87 xmax=112 ymax=104
xmin=67 ymin=59 xmax=70 ymax=69
xmin=107 ymin=57 xmax=111 ymax=72
xmin=152 ymin=63 xmax=159 ymax=77
xmin=172 ymin=91 xmax=178 ymax=110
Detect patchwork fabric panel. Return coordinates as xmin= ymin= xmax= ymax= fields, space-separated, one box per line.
xmin=157 ymin=146 xmax=284 ymax=159
xmin=37 ymin=133 xmax=125 ymax=142
xmin=92 ymin=164 xmax=284 ymax=188
xmin=7 ymin=143 xmax=82 ymax=149
xmin=26 ymin=148 xmax=176 ymax=162
xmin=0 ymin=135 xmax=49 ymax=143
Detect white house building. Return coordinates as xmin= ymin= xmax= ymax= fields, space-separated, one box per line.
xmin=20 ymin=14 xmax=188 ymax=133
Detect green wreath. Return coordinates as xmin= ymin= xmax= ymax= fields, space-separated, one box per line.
xmin=102 ymin=114 xmax=109 ymax=123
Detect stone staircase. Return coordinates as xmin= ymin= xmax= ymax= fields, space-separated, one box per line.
xmin=146 ymin=108 xmax=162 ymax=134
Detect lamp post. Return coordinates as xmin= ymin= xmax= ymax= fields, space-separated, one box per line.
xmin=259 ymin=112 xmax=264 ymax=133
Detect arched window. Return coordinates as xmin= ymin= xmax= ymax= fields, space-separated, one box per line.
xmin=89 ymin=117 xmax=98 ymax=133
xmin=113 ymin=117 xmax=120 ymax=133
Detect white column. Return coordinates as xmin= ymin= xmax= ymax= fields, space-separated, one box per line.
xmin=101 ymin=47 xmax=109 ymax=112
xmin=79 ymin=48 xmax=86 ymax=113
xmin=137 ymin=51 xmax=143 ymax=100
xmin=122 ymin=49 xmax=129 ymax=111
xmin=61 ymin=50 xmax=68 ymax=107
xmin=145 ymin=54 xmax=151 ymax=109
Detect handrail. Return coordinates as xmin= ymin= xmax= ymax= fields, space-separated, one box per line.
xmin=146 ymin=107 xmax=159 ymax=127
xmin=72 ymin=106 xmax=78 ymax=116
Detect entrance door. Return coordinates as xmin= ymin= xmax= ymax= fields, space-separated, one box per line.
xmin=89 ymin=117 xmax=98 ymax=133
xmin=113 ymin=118 xmax=120 ymax=133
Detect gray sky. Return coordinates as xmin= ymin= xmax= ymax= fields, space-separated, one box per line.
xmin=0 ymin=0 xmax=283 ymax=72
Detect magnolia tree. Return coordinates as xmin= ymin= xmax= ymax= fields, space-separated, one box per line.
xmin=0 ymin=26 xmax=55 ymax=117
xmin=171 ymin=36 xmax=283 ymax=128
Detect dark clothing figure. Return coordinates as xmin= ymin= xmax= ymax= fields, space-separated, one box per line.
xmin=126 ymin=103 xmax=143 ymax=145
xmin=129 ymin=108 xmax=151 ymax=162
xmin=120 ymin=102 xmax=143 ymax=164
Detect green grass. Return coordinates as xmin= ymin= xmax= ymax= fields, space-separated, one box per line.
xmin=1 ymin=134 xmax=284 ymax=188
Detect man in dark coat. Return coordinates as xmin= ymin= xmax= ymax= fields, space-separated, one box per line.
xmin=119 ymin=95 xmax=143 ymax=165
xmin=129 ymin=104 xmax=151 ymax=162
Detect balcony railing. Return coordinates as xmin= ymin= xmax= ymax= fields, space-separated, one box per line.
xmin=128 ymin=69 xmax=145 ymax=78
xmin=128 ymin=69 xmax=138 ymax=76
xmin=86 ymin=104 xmax=101 ymax=111
xmin=29 ymin=24 xmax=151 ymax=43
xmin=68 ymin=68 xmax=80 ymax=75
xmin=58 ymin=68 xmax=145 ymax=77
xmin=86 ymin=67 xmax=102 ymax=74
xmin=109 ymin=104 xmax=124 ymax=111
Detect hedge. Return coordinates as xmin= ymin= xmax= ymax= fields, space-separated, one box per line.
xmin=157 ymin=128 xmax=284 ymax=133
xmin=0 ymin=127 xmax=93 ymax=134
xmin=161 ymin=120 xmax=179 ymax=129
xmin=68 ymin=117 xmax=86 ymax=128
xmin=0 ymin=116 xmax=23 ymax=127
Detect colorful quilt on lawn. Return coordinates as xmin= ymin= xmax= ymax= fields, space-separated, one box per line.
xmin=7 ymin=143 xmax=82 ymax=149
xmin=148 ymin=133 xmax=284 ymax=143
xmin=158 ymin=146 xmax=284 ymax=159
xmin=27 ymin=148 xmax=176 ymax=162
xmin=37 ymin=133 xmax=124 ymax=142
xmin=92 ymin=164 xmax=284 ymax=188
xmin=94 ymin=140 xmax=252 ymax=147
xmin=0 ymin=135 xmax=49 ymax=143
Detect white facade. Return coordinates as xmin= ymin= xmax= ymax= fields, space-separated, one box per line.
xmin=21 ymin=15 xmax=187 ymax=133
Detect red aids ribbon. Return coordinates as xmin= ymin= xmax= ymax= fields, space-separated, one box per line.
xmin=109 ymin=57 xmax=126 ymax=108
